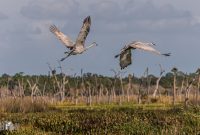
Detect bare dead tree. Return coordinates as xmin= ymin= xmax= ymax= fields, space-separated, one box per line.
xmin=86 ymin=81 xmax=92 ymax=106
xmin=47 ymin=62 xmax=69 ymax=102
xmin=94 ymin=74 xmax=99 ymax=104
xmin=127 ymin=74 xmax=132 ymax=102
xmin=146 ymin=67 xmax=151 ymax=103
xmin=111 ymin=69 xmax=126 ymax=105
xmin=138 ymin=68 xmax=150 ymax=104
xmin=8 ymin=77 xmax=16 ymax=98
xmin=120 ymin=70 xmax=127 ymax=104
xmin=54 ymin=74 xmax=68 ymax=102
xmin=195 ymin=68 xmax=200 ymax=106
xmin=80 ymin=69 xmax=86 ymax=103
xmin=72 ymin=73 xmax=79 ymax=105
xmin=110 ymin=69 xmax=120 ymax=103
xmin=42 ymin=81 xmax=47 ymax=97
xmin=17 ymin=78 xmax=25 ymax=98
xmin=97 ymin=80 xmax=104 ymax=104
xmin=105 ymin=78 xmax=113 ymax=104
xmin=137 ymin=69 xmax=148 ymax=104
xmin=184 ymin=78 xmax=196 ymax=108
xmin=27 ymin=77 xmax=41 ymax=102
xmin=138 ymin=79 xmax=143 ymax=104
xmin=171 ymin=67 xmax=178 ymax=107
xmin=180 ymin=76 xmax=186 ymax=102
xmin=152 ymin=64 xmax=165 ymax=98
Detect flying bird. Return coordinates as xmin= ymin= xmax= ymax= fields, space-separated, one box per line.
xmin=50 ymin=16 xmax=97 ymax=61
xmin=115 ymin=41 xmax=171 ymax=69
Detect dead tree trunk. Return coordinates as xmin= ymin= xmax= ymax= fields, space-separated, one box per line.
xmin=8 ymin=78 xmax=16 ymax=98
xmin=184 ymin=78 xmax=195 ymax=108
xmin=18 ymin=78 xmax=25 ymax=98
xmin=80 ymin=82 xmax=86 ymax=103
xmin=153 ymin=64 xmax=165 ymax=98
xmin=138 ymin=80 xmax=142 ymax=104
xmin=110 ymin=69 xmax=126 ymax=105
xmin=171 ymin=67 xmax=178 ymax=107
xmin=27 ymin=77 xmax=40 ymax=103
xmin=74 ymin=88 xmax=79 ymax=105
xmin=98 ymin=84 xmax=103 ymax=104
xmin=180 ymin=78 xmax=185 ymax=102
xmin=119 ymin=74 xmax=124 ymax=104
xmin=94 ymin=75 xmax=98 ymax=104
xmin=127 ymin=74 xmax=132 ymax=102
xmin=196 ymin=69 xmax=200 ymax=106
xmin=173 ymin=74 xmax=176 ymax=106
xmin=196 ymin=75 xmax=200 ymax=106
xmin=146 ymin=68 xmax=151 ymax=103
xmin=53 ymin=75 xmax=68 ymax=102
xmin=42 ymin=81 xmax=47 ymax=96
xmin=86 ymin=82 xmax=92 ymax=106
xmin=110 ymin=69 xmax=118 ymax=103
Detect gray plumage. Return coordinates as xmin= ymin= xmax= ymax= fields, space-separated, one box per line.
xmin=119 ymin=49 xmax=132 ymax=69
xmin=115 ymin=41 xmax=171 ymax=69
xmin=50 ymin=16 xmax=97 ymax=61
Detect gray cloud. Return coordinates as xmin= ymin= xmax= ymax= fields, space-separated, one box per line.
xmin=89 ymin=1 xmax=196 ymax=34
xmin=1 ymin=0 xmax=200 ymax=76
xmin=20 ymin=0 xmax=80 ymax=20
xmin=0 ymin=12 xmax=8 ymax=20
xmin=20 ymin=0 xmax=198 ymax=34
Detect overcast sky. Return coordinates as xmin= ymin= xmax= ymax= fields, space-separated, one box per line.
xmin=0 ymin=0 xmax=200 ymax=77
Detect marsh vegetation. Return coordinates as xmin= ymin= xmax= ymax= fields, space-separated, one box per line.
xmin=0 ymin=68 xmax=200 ymax=134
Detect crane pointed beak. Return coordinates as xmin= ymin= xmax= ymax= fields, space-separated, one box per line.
xmin=92 ymin=42 xmax=98 ymax=46
xmin=60 ymin=58 xmax=65 ymax=61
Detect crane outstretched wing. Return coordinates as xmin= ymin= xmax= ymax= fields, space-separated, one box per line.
xmin=129 ymin=42 xmax=162 ymax=55
xmin=117 ymin=41 xmax=171 ymax=69
xmin=120 ymin=49 xmax=132 ymax=69
xmin=129 ymin=42 xmax=171 ymax=56
xmin=75 ymin=16 xmax=91 ymax=47
xmin=50 ymin=25 xmax=74 ymax=49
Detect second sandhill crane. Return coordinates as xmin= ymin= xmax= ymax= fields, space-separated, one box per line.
xmin=50 ymin=16 xmax=97 ymax=61
xmin=115 ymin=41 xmax=171 ymax=69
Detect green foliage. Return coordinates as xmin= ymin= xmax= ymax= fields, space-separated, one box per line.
xmin=0 ymin=71 xmax=198 ymax=95
xmin=1 ymin=107 xmax=200 ymax=134
xmin=0 ymin=128 xmax=55 ymax=135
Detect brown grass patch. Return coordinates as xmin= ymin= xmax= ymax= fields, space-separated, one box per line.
xmin=0 ymin=97 xmax=52 ymax=113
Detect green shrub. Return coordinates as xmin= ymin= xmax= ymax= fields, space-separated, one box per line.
xmin=1 ymin=107 xmax=200 ymax=134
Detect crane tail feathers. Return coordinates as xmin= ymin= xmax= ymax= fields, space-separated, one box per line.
xmin=49 ymin=25 xmax=58 ymax=33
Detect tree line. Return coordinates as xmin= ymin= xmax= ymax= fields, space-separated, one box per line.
xmin=0 ymin=67 xmax=199 ymax=107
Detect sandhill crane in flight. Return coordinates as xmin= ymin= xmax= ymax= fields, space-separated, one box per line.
xmin=50 ymin=16 xmax=97 ymax=61
xmin=115 ymin=41 xmax=171 ymax=69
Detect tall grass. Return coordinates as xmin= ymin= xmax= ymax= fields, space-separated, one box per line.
xmin=0 ymin=97 xmax=53 ymax=113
